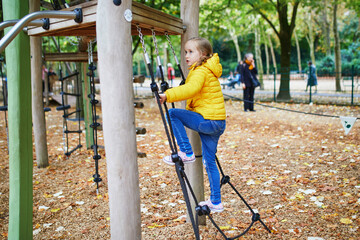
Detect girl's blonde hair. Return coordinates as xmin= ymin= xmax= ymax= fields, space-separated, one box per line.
xmin=187 ymin=37 xmax=213 ymax=67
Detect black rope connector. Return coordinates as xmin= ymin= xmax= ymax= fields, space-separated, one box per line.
xmin=90 ymin=122 xmax=101 ymax=129
xmin=93 ymin=173 xmax=102 ymax=183
xmin=195 ymin=205 xmax=211 ymax=216
xmin=74 ymin=8 xmax=83 ymax=23
xmin=252 ymin=213 xmax=261 ymax=222
xmin=220 ymin=175 xmax=230 ymax=186
xmin=161 ymin=81 xmax=170 ymax=93
xmin=42 ymin=18 xmax=50 ymax=30
xmin=93 ymin=154 xmax=101 ymax=160
xmin=150 ymin=82 xmax=159 ymax=93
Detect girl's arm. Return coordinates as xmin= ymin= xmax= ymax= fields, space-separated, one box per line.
xmin=165 ymin=68 xmax=206 ymax=103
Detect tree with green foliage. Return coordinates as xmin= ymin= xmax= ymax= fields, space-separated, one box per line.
xmin=244 ymin=0 xmax=301 ymax=100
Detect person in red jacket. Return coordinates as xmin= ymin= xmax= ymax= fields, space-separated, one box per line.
xmin=159 ymin=37 xmax=226 ymax=212
xmin=167 ymin=63 xmax=175 ymax=87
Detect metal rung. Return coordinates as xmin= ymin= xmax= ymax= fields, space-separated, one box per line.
xmin=56 ymin=105 xmax=71 ymax=111
xmin=64 ymin=130 xmax=82 ymax=134
xmin=60 ymin=92 xmax=81 ymax=97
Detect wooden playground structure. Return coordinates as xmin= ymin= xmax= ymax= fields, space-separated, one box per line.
xmin=1 ymin=0 xmax=200 ymax=239
xmin=1 ymin=0 xmax=272 ymax=239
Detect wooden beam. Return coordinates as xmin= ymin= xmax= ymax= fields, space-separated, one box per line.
xmin=44 ymin=52 xmax=98 ymax=62
xmin=27 ymin=1 xmax=184 ymax=37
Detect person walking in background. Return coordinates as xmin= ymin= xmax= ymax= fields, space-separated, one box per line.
xmin=241 ymin=53 xmax=258 ymax=112
xmin=167 ymin=63 xmax=175 ymax=87
xmin=305 ymin=61 xmax=318 ymax=93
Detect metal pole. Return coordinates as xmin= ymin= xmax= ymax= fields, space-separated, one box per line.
xmin=0 ymin=19 xmax=44 ymax=31
xmin=351 ymin=65 xmax=354 ymax=106
xmin=273 ymin=69 xmax=276 ymax=102
xmin=0 ymin=10 xmax=81 ymax=53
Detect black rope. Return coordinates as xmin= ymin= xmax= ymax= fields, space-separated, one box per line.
xmin=87 ymin=60 xmax=102 ymax=192
xmin=139 ymin=27 xmax=271 ymax=239
xmin=56 ymin=67 xmax=82 ymax=157
xmin=223 ymin=93 xmax=360 ymax=120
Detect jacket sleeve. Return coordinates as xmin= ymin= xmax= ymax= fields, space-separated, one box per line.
xmin=165 ymin=67 xmax=206 ymax=103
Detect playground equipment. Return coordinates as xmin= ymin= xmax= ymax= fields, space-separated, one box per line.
xmin=55 ymin=66 xmax=83 ymax=157
xmin=1 ymin=0 xmax=273 ymax=239
xmin=138 ymin=26 xmax=271 ymax=239
xmin=87 ymin=40 xmax=102 ymax=192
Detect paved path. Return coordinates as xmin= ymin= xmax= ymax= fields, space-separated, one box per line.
xmin=133 ymin=78 xmax=360 ymax=99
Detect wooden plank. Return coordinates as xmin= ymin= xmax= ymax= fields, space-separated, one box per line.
xmin=27 ymin=0 xmax=184 ymax=37
xmin=44 ymin=52 xmax=98 ymax=62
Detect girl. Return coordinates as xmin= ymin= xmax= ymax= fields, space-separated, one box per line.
xmin=159 ymin=37 xmax=226 ymax=213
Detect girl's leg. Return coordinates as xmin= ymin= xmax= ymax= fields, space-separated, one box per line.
xmin=200 ymin=133 xmax=222 ymax=204
xmin=168 ymin=108 xmax=206 ymax=154
xmin=197 ymin=120 xmax=226 ymax=204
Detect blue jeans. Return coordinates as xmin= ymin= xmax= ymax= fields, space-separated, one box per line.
xmin=168 ymin=108 xmax=226 ymax=204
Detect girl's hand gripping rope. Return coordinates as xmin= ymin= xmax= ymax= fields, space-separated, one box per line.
xmin=159 ymin=93 xmax=167 ymax=104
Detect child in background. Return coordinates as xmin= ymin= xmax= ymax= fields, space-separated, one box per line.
xmin=159 ymin=37 xmax=226 ymax=212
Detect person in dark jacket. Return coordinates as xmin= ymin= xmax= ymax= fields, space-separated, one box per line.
xmin=241 ymin=53 xmax=258 ymax=112
xmin=305 ymin=61 xmax=318 ymax=93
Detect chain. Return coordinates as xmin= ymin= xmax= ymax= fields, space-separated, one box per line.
xmin=136 ymin=25 xmax=147 ymax=55
xmin=151 ymin=28 xmax=160 ymax=56
xmin=165 ymin=32 xmax=177 ymax=58
xmin=88 ymin=40 xmax=93 ymax=65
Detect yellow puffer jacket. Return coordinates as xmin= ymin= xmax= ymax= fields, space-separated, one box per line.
xmin=165 ymin=53 xmax=226 ymax=120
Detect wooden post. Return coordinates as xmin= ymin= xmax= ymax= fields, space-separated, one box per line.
xmin=30 ymin=0 xmax=49 ymax=168
xmin=180 ymin=0 xmax=205 ymax=225
xmin=97 ymin=1 xmax=141 ymax=239
xmin=4 ymin=0 xmax=33 ymax=239
xmin=81 ymin=62 xmax=94 ymax=149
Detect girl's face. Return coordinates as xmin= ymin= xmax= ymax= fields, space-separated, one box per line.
xmin=184 ymin=41 xmax=203 ymax=66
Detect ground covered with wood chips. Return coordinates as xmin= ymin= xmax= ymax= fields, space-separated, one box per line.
xmin=0 ymin=98 xmax=359 ymax=240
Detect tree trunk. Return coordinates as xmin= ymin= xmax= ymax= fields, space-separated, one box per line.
xmin=322 ymin=0 xmax=332 ymax=56
xmin=181 ymin=0 xmax=205 ymax=226
xmin=333 ymin=0 xmax=342 ymax=91
xmin=277 ymin=33 xmax=292 ymax=100
xmin=268 ymin=34 xmax=277 ymax=76
xmin=307 ymin=11 xmax=316 ymax=65
xmin=294 ymin=31 xmax=302 ymax=74
xmin=229 ymin=27 xmax=241 ymax=62
xmin=262 ymin=27 xmax=270 ymax=79
xmin=4 ymin=0 xmax=33 ymax=238
xmin=254 ymin=25 xmax=264 ymax=88
xmin=97 ymin=0 xmax=141 ymax=239
xmin=30 ymin=0 xmax=49 ymax=168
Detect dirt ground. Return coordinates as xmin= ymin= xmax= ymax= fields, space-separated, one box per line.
xmin=0 ymin=98 xmax=359 ymax=240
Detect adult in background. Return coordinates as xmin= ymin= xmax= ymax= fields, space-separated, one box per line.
xmin=241 ymin=53 xmax=258 ymax=112
xmin=305 ymin=61 xmax=318 ymax=93
xmin=167 ymin=63 xmax=175 ymax=87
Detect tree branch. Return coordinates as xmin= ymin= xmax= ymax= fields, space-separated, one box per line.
xmin=246 ymin=0 xmax=280 ymax=38
xmin=290 ymin=0 xmax=301 ymax=31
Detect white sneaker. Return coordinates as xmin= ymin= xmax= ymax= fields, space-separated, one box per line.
xmin=199 ymin=199 xmax=224 ymax=213
xmin=163 ymin=151 xmax=195 ymax=165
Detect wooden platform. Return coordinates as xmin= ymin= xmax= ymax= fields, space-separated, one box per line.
xmin=27 ymin=1 xmax=184 ymax=37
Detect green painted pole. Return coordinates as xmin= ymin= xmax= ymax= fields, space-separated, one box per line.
xmin=81 ymin=62 xmax=94 ymax=148
xmin=3 ymin=0 xmax=33 ymax=239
